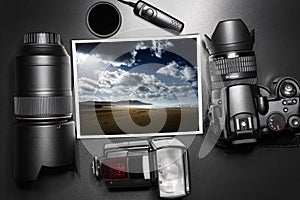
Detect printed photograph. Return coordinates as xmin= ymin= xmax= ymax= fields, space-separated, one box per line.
xmin=72 ymin=35 xmax=201 ymax=138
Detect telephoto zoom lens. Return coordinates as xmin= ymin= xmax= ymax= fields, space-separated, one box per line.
xmin=204 ymin=19 xmax=257 ymax=102
xmin=14 ymin=32 xmax=75 ymax=181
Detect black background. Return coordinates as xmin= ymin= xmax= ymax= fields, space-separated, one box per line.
xmin=2 ymin=0 xmax=300 ymax=199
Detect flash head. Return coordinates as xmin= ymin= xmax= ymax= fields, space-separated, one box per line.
xmin=150 ymin=138 xmax=190 ymax=198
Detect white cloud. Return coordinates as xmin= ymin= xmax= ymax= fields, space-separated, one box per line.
xmin=77 ymin=68 xmax=197 ymax=106
xmin=76 ymin=51 xmax=135 ymax=68
xmin=150 ymin=40 xmax=174 ymax=58
xmin=192 ymin=81 xmax=198 ymax=87
xmin=169 ymin=86 xmax=196 ymax=97
xmin=157 ymin=61 xmax=181 ymax=78
xmin=135 ymin=41 xmax=148 ymax=50
xmin=76 ymin=40 xmax=174 ymax=70
xmin=157 ymin=61 xmax=197 ymax=82
xmin=76 ymin=53 xmax=100 ymax=67
xmin=182 ymin=67 xmax=197 ymax=81
xmin=75 ymin=40 xmax=198 ymax=105
xmin=78 ymin=77 xmax=99 ymax=93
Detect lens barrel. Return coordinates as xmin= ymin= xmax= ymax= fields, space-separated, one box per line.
xmin=204 ymin=19 xmax=258 ymax=98
xmin=14 ymin=32 xmax=75 ymax=181
xmin=15 ymin=32 xmax=72 ymax=119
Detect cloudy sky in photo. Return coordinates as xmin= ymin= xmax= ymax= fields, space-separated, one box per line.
xmin=74 ymin=37 xmax=199 ymax=108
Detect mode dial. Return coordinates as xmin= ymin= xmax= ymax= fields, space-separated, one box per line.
xmin=267 ymin=113 xmax=286 ymax=132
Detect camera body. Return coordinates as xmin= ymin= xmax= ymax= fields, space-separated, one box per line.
xmin=258 ymin=77 xmax=300 ymax=133
xmin=220 ymin=77 xmax=300 ymax=144
xmin=204 ymin=19 xmax=300 ymax=146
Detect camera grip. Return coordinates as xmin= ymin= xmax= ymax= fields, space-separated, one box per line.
xmin=257 ymin=96 xmax=269 ymax=115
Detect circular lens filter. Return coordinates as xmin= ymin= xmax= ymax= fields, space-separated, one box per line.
xmin=86 ymin=2 xmax=122 ymax=38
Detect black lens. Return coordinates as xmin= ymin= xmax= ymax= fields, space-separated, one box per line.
xmin=204 ymin=19 xmax=257 ymax=98
xmin=15 ymin=32 xmax=72 ymax=119
xmin=14 ymin=32 xmax=75 ymax=181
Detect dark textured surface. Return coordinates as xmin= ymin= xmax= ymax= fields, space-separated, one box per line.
xmin=1 ymin=0 xmax=300 ymax=199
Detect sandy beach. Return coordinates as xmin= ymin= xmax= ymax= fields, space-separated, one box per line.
xmin=79 ymin=105 xmax=199 ymax=136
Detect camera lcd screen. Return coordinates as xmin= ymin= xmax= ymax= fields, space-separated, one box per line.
xmin=72 ymin=35 xmax=202 ymax=138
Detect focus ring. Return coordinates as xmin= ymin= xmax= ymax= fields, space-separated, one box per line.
xmin=209 ymin=55 xmax=257 ymax=76
xmin=14 ymin=96 xmax=72 ymax=118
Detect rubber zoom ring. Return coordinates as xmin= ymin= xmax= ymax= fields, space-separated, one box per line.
xmin=209 ymin=55 xmax=257 ymax=76
xmin=14 ymin=96 xmax=72 ymax=117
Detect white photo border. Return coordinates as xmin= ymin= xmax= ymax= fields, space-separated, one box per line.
xmin=71 ymin=34 xmax=203 ymax=139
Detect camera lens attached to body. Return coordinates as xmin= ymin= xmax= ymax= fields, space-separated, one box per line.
xmin=14 ymin=32 xmax=75 ymax=181
xmin=204 ymin=19 xmax=259 ymax=145
xmin=204 ymin=19 xmax=257 ymax=100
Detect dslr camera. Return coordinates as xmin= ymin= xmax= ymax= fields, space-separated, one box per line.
xmin=204 ymin=19 xmax=300 ymax=145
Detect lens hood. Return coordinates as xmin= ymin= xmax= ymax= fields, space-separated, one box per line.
xmin=204 ymin=19 xmax=255 ymax=55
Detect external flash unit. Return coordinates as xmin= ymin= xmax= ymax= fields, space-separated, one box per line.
xmin=150 ymin=138 xmax=190 ymax=198
xmin=117 ymin=0 xmax=184 ymax=33
xmin=93 ymin=140 xmax=152 ymax=188
xmin=92 ymin=138 xmax=190 ymax=198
